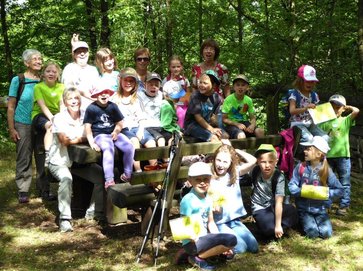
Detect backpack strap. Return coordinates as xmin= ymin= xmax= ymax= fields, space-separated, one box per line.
xmin=271 ymin=168 xmax=282 ymax=195
xmin=15 ymin=73 xmax=39 ymax=108
xmin=298 ymin=162 xmax=306 ymax=178
xmin=293 ymin=89 xmax=301 ymax=108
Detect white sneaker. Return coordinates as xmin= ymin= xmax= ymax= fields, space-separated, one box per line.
xmin=59 ymin=220 xmax=73 ymax=232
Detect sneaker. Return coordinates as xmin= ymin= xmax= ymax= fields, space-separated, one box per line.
xmin=174 ymin=248 xmax=189 ymax=265
xmin=59 ymin=219 xmax=73 ymax=232
xmin=188 ymin=255 xmax=216 ymax=270
xmin=41 ymin=191 xmax=57 ymax=201
xmin=105 ymin=180 xmax=115 ymax=190
xmin=18 ymin=192 xmax=29 ymax=204
xmin=336 ymin=207 xmax=349 ymax=216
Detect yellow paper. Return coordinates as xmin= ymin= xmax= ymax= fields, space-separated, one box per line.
xmin=208 ymin=189 xmax=227 ymax=209
xmin=301 ymin=185 xmax=329 ymax=200
xmin=169 ymin=214 xmax=203 ymax=241
xmin=308 ymin=102 xmax=337 ymax=124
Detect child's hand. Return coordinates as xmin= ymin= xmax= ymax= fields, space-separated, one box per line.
xmin=307 ymin=103 xmax=316 ymax=109
xmin=246 ymin=124 xmax=255 ymax=133
xmin=71 ymin=33 xmax=79 ymax=46
xmin=111 ymin=131 xmax=119 ymax=141
xmin=136 ymin=127 xmax=144 ymax=141
xmin=275 ymin=225 xmax=284 ymax=239
xmin=90 ymin=143 xmax=101 ymax=152
xmin=210 ymin=128 xmax=222 ymax=138
xmin=236 ymin=123 xmax=247 ymax=131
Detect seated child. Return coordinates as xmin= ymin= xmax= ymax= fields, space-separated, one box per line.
xmin=251 ymin=144 xmax=298 ymax=239
xmin=288 ymin=136 xmax=343 ymax=239
xmin=184 ymin=70 xmax=227 ymax=142
xmin=319 ymin=95 xmax=360 ymax=216
xmin=222 ymin=74 xmax=264 ymax=138
xmin=177 ymin=161 xmax=237 ymax=269
xmin=84 ymin=88 xmax=135 ymax=188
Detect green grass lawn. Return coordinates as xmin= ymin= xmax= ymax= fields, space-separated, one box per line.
xmin=0 ymin=146 xmax=362 ymax=271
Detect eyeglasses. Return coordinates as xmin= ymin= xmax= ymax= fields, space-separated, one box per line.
xmin=136 ymin=57 xmax=150 ymax=62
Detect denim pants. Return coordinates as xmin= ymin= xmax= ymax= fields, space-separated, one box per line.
xmin=217 ymin=219 xmax=258 ymax=254
xmin=328 ymin=157 xmax=351 ymax=208
xmin=94 ymin=133 xmax=135 ymax=181
xmin=48 ymin=164 xmax=72 ymax=220
xmin=298 ymin=211 xmax=332 ymax=239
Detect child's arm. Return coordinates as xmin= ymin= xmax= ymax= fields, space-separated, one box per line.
xmin=274 ymin=195 xmax=284 ymax=238
xmin=346 ymin=105 xmax=360 ymax=120
xmin=245 ymin=113 xmax=257 ymax=133
xmin=288 ymin=164 xmax=302 ymax=196
xmin=84 ymin=123 xmax=100 ymax=151
xmin=222 ymin=113 xmax=247 ymax=131
xmin=37 ymin=99 xmax=54 ymax=122
xmin=327 ymin=168 xmax=343 ymax=199
xmin=289 ymin=99 xmax=316 ymax=116
xmin=57 ymin=132 xmax=85 ymax=146
xmin=111 ymin=120 xmax=123 ymax=141
xmin=207 ymin=209 xmax=219 ymax=234
xmin=235 ymin=148 xmax=257 ymax=175
xmin=195 ymin=113 xmax=222 ymax=138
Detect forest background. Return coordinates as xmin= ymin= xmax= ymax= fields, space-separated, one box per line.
xmin=1 ymin=0 xmax=363 ymax=136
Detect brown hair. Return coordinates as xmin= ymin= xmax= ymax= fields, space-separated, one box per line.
xmin=95 ymin=48 xmax=118 ymax=74
xmin=134 ymin=47 xmax=150 ymax=61
xmin=292 ymin=77 xmax=305 ymax=91
xmin=200 ymin=38 xmax=220 ymax=60
xmin=118 ymin=67 xmax=139 ymax=104
xmin=212 ymin=144 xmax=239 ymax=185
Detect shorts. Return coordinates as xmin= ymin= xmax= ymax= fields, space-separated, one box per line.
xmin=146 ymin=127 xmax=164 ymax=141
xmin=184 ymin=122 xmax=212 ymax=142
xmin=225 ymin=122 xmax=255 ymax=138
xmin=32 ymin=113 xmax=50 ymax=131
xmin=121 ymin=127 xmax=155 ymax=145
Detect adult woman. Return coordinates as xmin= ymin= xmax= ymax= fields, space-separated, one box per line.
xmin=7 ymin=49 xmax=42 ymax=203
xmin=191 ymin=38 xmax=230 ymax=99
xmin=134 ymin=47 xmax=151 ymax=91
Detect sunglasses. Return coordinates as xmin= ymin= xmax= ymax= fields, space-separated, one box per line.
xmin=136 ymin=57 xmax=150 ymax=62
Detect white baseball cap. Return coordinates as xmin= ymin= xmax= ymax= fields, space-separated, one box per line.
xmin=72 ymin=41 xmax=89 ymax=52
xmin=297 ymin=65 xmax=319 ymax=82
xmin=329 ymin=94 xmax=346 ymax=107
xmin=300 ymin=136 xmax=330 ymax=154
xmin=188 ymin=162 xmax=213 ymax=177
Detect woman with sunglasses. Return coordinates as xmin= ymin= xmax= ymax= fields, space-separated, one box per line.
xmin=134 ymin=47 xmax=151 ymax=91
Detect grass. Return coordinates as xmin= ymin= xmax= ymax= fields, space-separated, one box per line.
xmin=0 ymin=145 xmax=362 ymax=271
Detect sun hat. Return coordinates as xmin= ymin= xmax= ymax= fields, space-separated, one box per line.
xmin=72 ymin=41 xmax=89 ymax=53
xmin=233 ymin=74 xmax=249 ymax=85
xmin=255 ymin=144 xmax=277 ymax=157
xmin=300 ymin=136 xmax=330 ymax=154
xmin=91 ymin=89 xmax=114 ymax=99
xmin=146 ymin=72 xmax=162 ymax=82
xmin=204 ymin=70 xmax=220 ymax=86
xmin=188 ymin=162 xmax=213 ymax=177
xmin=120 ymin=67 xmax=138 ymax=80
xmin=297 ymin=65 xmax=319 ymax=82
xmin=329 ymin=94 xmax=346 ymax=107
xmin=163 ymin=80 xmax=186 ymax=99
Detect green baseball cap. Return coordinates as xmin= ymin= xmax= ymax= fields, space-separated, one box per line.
xmin=255 ymin=144 xmax=276 ymax=157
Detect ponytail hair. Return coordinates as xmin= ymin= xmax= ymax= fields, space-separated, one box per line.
xmin=319 ymin=155 xmax=329 ymax=186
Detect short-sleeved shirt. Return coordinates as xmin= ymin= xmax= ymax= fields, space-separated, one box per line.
xmin=31 ymin=81 xmax=65 ymax=120
xmin=83 ymin=101 xmax=124 ymax=137
xmin=251 ymin=169 xmax=285 ymax=213
xmin=138 ymin=90 xmax=163 ymax=127
xmin=8 ymin=75 xmax=40 ymax=124
xmin=319 ymin=115 xmax=354 ymax=158
xmin=49 ymin=109 xmax=85 ymax=167
xmin=112 ymin=95 xmax=147 ymax=129
xmin=184 ymin=91 xmax=222 ymax=132
xmin=162 ymin=75 xmax=190 ymax=91
xmin=288 ymin=89 xmax=320 ymax=126
xmin=180 ymin=188 xmax=211 ymax=245
xmin=97 ymin=70 xmax=120 ymax=92
xmin=222 ymin=93 xmax=255 ymax=122
xmin=160 ymin=99 xmax=180 ymax=133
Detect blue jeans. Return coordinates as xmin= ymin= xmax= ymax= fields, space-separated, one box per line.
xmin=299 ymin=211 xmax=332 ymax=239
xmin=217 ymin=219 xmax=258 ymax=254
xmin=328 ymin=158 xmax=351 ymax=208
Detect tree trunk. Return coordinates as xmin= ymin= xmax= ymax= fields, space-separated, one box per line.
xmin=100 ymin=0 xmax=111 ymax=48
xmin=198 ymin=0 xmax=203 ymax=61
xmin=83 ymin=0 xmax=98 ymax=53
xmin=358 ymin=0 xmax=363 ymax=82
xmin=165 ymin=0 xmax=173 ymax=58
xmin=0 ymin=0 xmax=13 ymax=81
xmin=237 ymin=0 xmax=244 ymax=73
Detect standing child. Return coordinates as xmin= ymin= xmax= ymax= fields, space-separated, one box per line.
xmin=178 ymin=161 xmax=237 ymax=270
xmin=84 ymin=88 xmax=135 ymax=188
xmin=184 ymin=70 xmax=226 ymax=142
xmin=95 ymin=48 xmax=119 ymax=92
xmin=289 ymin=136 xmax=343 ymax=239
xmin=209 ymin=142 xmax=259 ymax=255
xmin=222 ymin=74 xmax=264 ymax=139
xmin=319 ymin=95 xmax=360 ymax=216
xmin=251 ymin=144 xmax=298 ymax=239
xmin=162 ymin=55 xmax=191 ymax=128
xmin=31 ymin=62 xmax=65 ymax=168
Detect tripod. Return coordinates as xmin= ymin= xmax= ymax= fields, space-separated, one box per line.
xmin=136 ymin=132 xmax=181 ymax=265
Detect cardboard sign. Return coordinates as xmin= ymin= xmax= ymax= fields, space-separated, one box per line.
xmin=169 ymin=214 xmax=203 ymax=241
xmin=301 ymin=185 xmax=329 ymax=200
xmin=308 ymin=103 xmax=337 ymax=124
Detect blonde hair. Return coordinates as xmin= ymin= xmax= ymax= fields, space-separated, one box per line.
xmin=42 ymin=61 xmax=62 ymax=82
xmin=118 ymin=68 xmax=139 ymax=103
xmin=310 ymin=146 xmax=329 ymax=186
xmin=62 ymin=87 xmax=81 ymax=104
xmin=134 ymin=47 xmax=150 ymax=60
xmin=212 ymin=144 xmax=239 ymax=185
xmin=95 ymin=48 xmax=118 ymax=74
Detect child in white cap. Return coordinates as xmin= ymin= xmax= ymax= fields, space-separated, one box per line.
xmin=176 ymin=161 xmax=237 ymax=270
xmin=289 ymin=136 xmax=343 ymax=239
xmin=319 ymin=94 xmax=360 ymax=215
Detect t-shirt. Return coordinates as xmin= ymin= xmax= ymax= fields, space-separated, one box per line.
xmin=319 ymin=115 xmax=354 ymax=158
xmin=98 ymin=70 xmax=119 ymax=92
xmin=180 ymin=188 xmax=211 ymax=245
xmin=251 ymin=169 xmax=285 ymax=213
xmin=221 ymin=93 xmax=255 ymax=122
xmin=8 ymin=75 xmax=40 ymax=125
xmin=288 ymin=89 xmax=320 ymax=126
xmin=209 ymin=171 xmax=247 ymax=224
xmin=184 ymin=91 xmax=221 ymax=133
xmin=162 ymin=75 xmax=190 ymax=91
xmin=83 ymin=101 xmax=124 ymax=137
xmin=160 ymin=99 xmax=180 ymax=133
xmin=138 ymin=90 xmax=163 ymax=127
xmin=31 ymin=81 xmax=65 ymax=120
xmin=49 ymin=109 xmax=85 ymax=167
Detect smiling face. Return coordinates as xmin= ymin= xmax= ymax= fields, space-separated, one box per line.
xmin=43 ymin=64 xmax=59 ymax=86
xmin=64 ymin=91 xmax=81 ymax=113
xmin=25 ymin=54 xmax=42 ymax=72
xmin=96 ymin=92 xmax=111 ymax=106
xmin=103 ymin=56 xmax=115 ymax=73
xmin=202 ymin=46 xmax=216 ymax=62
xmin=198 ymin=74 xmax=213 ymax=96
xmin=135 ymin=52 xmax=150 ymax=72
xmin=169 ymin=59 xmax=183 ymax=77
xmin=214 ymin=151 xmax=232 ymax=176
xmin=145 ymin=79 xmax=160 ymax=97
xmin=301 ymin=80 xmax=316 ymax=93
xmin=73 ymin=47 xmax=89 ymax=67
xmin=121 ymin=77 xmax=136 ymax=96
xmin=257 ymin=152 xmax=277 ymax=180
xmin=189 ymin=175 xmax=211 ymax=196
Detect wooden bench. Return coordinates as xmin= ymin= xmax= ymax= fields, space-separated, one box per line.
xmin=67 ymin=135 xmax=283 ymax=225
